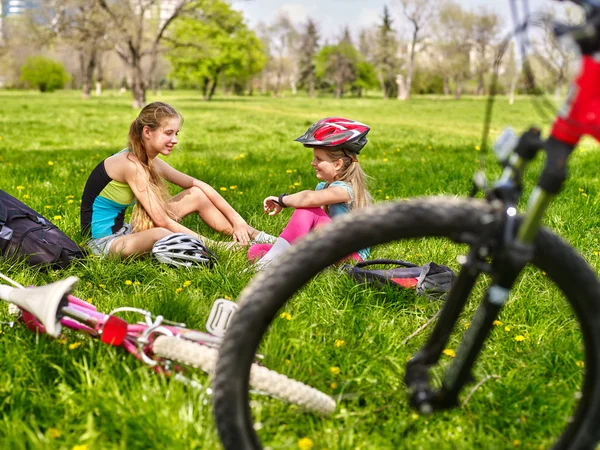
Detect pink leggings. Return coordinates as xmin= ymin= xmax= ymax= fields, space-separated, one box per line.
xmin=248 ymin=207 xmax=362 ymax=262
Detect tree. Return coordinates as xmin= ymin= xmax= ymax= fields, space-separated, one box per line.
xmin=297 ymin=18 xmax=320 ymax=97
xmin=316 ymin=30 xmax=359 ymax=98
xmin=166 ymin=0 xmax=265 ymax=99
xmin=47 ymin=0 xmax=113 ymax=98
xmin=530 ymin=6 xmax=582 ymax=100
xmin=471 ymin=7 xmax=501 ymax=95
xmin=266 ymin=13 xmax=298 ymax=96
xmin=20 ymin=56 xmax=71 ymax=92
xmin=96 ymin=0 xmax=193 ymax=107
xmin=374 ymin=5 xmax=402 ymax=99
xmin=434 ymin=1 xmax=474 ymax=99
xmin=397 ymin=0 xmax=435 ymax=100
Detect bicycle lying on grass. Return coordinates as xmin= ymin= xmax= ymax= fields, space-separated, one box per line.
xmin=213 ymin=0 xmax=600 ymax=448
xmin=0 ymin=273 xmax=335 ymax=416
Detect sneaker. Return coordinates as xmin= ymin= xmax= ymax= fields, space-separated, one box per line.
xmin=252 ymin=231 xmax=278 ymax=245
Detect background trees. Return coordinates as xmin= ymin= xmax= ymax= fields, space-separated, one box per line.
xmin=0 ymin=0 xmax=578 ymax=101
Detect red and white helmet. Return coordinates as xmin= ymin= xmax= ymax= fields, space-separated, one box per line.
xmin=294 ymin=117 xmax=370 ymax=154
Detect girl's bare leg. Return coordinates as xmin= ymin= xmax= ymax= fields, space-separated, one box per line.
xmin=109 ymin=227 xmax=172 ymax=257
xmin=169 ymin=186 xmax=258 ymax=238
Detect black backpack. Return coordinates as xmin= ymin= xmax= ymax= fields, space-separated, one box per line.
xmin=341 ymin=258 xmax=456 ymax=300
xmin=0 ymin=190 xmax=85 ymax=268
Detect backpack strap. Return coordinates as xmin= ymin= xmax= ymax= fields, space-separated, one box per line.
xmin=0 ymin=201 xmax=6 ymax=227
xmin=354 ymin=258 xmax=420 ymax=269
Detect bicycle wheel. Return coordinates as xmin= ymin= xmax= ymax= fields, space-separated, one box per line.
xmin=213 ymin=197 xmax=600 ymax=450
xmin=152 ymin=335 xmax=335 ymax=415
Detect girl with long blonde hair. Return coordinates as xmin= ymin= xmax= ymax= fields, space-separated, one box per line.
xmin=81 ymin=101 xmax=273 ymax=257
xmin=248 ymin=117 xmax=372 ymax=269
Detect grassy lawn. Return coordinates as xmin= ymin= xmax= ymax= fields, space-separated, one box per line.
xmin=0 ymin=90 xmax=599 ymax=449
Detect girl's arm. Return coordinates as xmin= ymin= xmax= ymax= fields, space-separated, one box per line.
xmin=264 ymin=187 xmax=350 ymax=216
xmin=123 ymin=158 xmax=202 ymax=238
xmin=156 ymin=158 xmax=250 ymax=240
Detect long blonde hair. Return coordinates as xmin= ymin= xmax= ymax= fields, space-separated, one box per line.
xmin=127 ymin=102 xmax=183 ymax=232
xmin=322 ymin=147 xmax=372 ymax=213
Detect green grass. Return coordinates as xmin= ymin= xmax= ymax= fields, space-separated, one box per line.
xmin=0 ymin=90 xmax=599 ymax=449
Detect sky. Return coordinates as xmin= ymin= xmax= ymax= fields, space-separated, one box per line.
xmin=231 ymin=0 xmax=563 ymax=42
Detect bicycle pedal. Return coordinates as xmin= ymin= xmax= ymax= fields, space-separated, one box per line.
xmin=206 ymin=298 xmax=239 ymax=337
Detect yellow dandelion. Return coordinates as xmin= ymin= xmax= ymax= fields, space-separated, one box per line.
xmin=385 ymin=196 xmax=390 ymax=200
xmin=133 ymin=281 xmax=140 ymax=286
xmin=294 ymin=182 xmax=301 ymax=186
xmin=515 ymin=335 xmax=525 ymax=342
xmin=47 ymin=428 xmax=61 ymax=439
xmin=72 ymin=445 xmax=88 ymax=450
xmin=224 ymin=295 xmax=231 ymax=300
xmin=443 ymin=349 xmax=456 ymax=357
xmin=582 ymin=193 xmax=588 ymax=197
xmin=183 ymin=280 xmax=192 ymax=287
xmin=463 ymin=321 xmax=471 ymax=329
xmin=53 ymin=215 xmax=62 ymax=221
xmin=286 ymin=169 xmax=293 ymax=174
xmin=504 ymin=326 xmax=511 ymax=332
xmin=383 ymin=158 xmax=389 ymax=162
xmin=576 ymin=360 xmax=585 ymax=368
xmin=45 ymin=205 xmax=52 ymax=209
xmin=492 ymin=320 xmax=502 ymax=326
xmin=220 ymin=187 xmax=227 ymax=191
xmin=280 ymin=312 xmax=292 ymax=321
xmin=23 ymin=194 xmax=30 ymax=199
xmin=16 ymin=185 xmax=24 ymax=190
xmin=80 ymin=169 xmax=85 ymax=172
xmin=513 ymin=440 xmax=521 ymax=447
xmin=238 ymin=191 xmax=244 ymax=195
xmin=87 ymin=298 xmax=93 ymax=303
xmin=329 ymin=366 xmax=341 ymax=375
xmin=48 ymin=161 xmax=54 ymax=166
xmin=67 ymin=199 xmax=74 ymax=204
xmin=233 ymin=156 xmax=239 ymax=160
xmin=66 ymin=195 xmax=75 ymax=199
xmin=579 ymin=188 xmax=584 ymax=192
xmin=428 ymin=145 xmax=432 ymax=150
xmin=297 ymin=437 xmax=314 ymax=450
xmin=175 ymin=287 xmax=183 ymax=294
xmin=229 ymin=185 xmax=237 ymax=190
xmin=334 ymin=339 xmax=345 ymax=347
xmin=0 ymin=136 xmax=2 ymax=140
xmin=99 ymin=284 xmax=105 ymax=288
xmin=239 ymin=153 xmax=246 ymax=158
xmin=411 ymin=412 xmax=419 ymax=420
xmin=68 ymin=342 xmax=83 ymax=350
xmin=284 ymin=359 xmax=291 ymax=365
xmin=125 ymin=280 xmax=132 ymax=285
xmin=330 ymin=382 xmax=337 ymax=389
xmin=475 ymin=145 xmax=481 ymax=151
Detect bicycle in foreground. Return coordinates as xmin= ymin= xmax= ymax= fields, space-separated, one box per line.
xmin=0 ymin=273 xmax=335 ymax=415
xmin=212 ymin=1 xmax=600 ymax=448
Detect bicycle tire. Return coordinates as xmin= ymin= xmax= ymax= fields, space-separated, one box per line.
xmin=213 ymin=197 xmax=600 ymax=450
xmin=152 ymin=335 xmax=335 ymax=415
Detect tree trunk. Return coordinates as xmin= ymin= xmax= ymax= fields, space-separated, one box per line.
xmin=396 ymin=74 xmax=407 ymax=100
xmin=308 ymin=77 xmax=315 ymax=98
xmin=207 ymin=77 xmax=218 ymax=100
xmin=508 ymin=71 xmax=518 ymax=105
xmin=476 ymin=72 xmax=485 ymax=96
xmin=130 ymin=66 xmax=146 ymax=108
xmin=443 ymin=76 xmax=450 ymax=96
xmin=81 ymin=50 xmax=96 ymax=100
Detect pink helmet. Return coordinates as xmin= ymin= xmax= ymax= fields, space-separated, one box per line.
xmin=294 ymin=117 xmax=370 ymax=154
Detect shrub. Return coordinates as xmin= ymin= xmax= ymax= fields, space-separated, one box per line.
xmin=19 ymin=56 xmax=71 ymax=92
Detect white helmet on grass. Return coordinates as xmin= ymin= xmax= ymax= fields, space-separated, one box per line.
xmin=152 ymin=233 xmax=217 ymax=268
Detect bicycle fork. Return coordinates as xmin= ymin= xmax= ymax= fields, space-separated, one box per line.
xmin=405 ymin=135 xmax=574 ymax=413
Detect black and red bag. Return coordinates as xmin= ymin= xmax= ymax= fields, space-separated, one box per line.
xmin=0 ymin=190 xmax=85 ymax=268
xmin=341 ymin=259 xmax=456 ymax=300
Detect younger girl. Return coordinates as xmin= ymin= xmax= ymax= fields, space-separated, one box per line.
xmin=81 ymin=101 xmax=273 ymax=258
xmin=248 ymin=117 xmax=372 ymax=269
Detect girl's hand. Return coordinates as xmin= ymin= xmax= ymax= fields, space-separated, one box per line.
xmin=232 ymin=223 xmax=251 ymax=246
xmin=263 ymin=196 xmax=283 ymax=216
